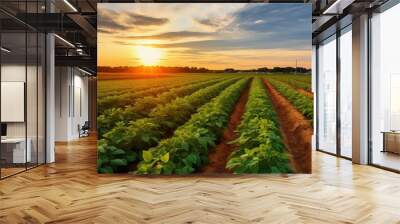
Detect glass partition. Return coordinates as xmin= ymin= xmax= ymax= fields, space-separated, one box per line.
xmin=0 ymin=2 xmax=46 ymax=179
xmin=1 ymin=30 xmax=28 ymax=177
xmin=339 ymin=26 xmax=352 ymax=158
xmin=27 ymin=31 xmax=38 ymax=169
xmin=317 ymin=35 xmax=337 ymax=154
xmin=370 ymin=3 xmax=400 ymax=171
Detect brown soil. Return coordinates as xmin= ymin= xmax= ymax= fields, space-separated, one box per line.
xmin=297 ymin=88 xmax=314 ymax=98
xmin=263 ymin=79 xmax=312 ymax=173
xmin=201 ymin=85 xmax=250 ymax=174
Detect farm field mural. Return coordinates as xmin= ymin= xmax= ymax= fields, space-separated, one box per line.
xmin=97 ymin=3 xmax=312 ymax=174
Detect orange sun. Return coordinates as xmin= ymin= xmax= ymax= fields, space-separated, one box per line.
xmin=135 ymin=46 xmax=163 ymax=66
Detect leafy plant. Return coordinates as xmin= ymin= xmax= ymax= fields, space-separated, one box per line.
xmin=97 ymin=78 xmax=225 ymax=137
xmin=267 ymin=79 xmax=313 ymax=120
xmin=265 ymin=73 xmax=311 ymax=92
xmin=97 ymin=78 xmax=238 ymax=173
xmin=226 ymin=78 xmax=292 ymax=173
xmin=136 ymin=78 xmax=250 ymax=175
xmin=97 ymin=76 xmax=212 ymax=114
xmin=97 ymin=139 xmax=137 ymax=173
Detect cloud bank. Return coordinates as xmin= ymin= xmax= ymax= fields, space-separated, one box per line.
xmin=98 ymin=3 xmax=311 ymax=69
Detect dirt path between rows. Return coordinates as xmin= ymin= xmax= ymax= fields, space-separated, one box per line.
xmin=297 ymin=88 xmax=314 ymax=98
xmin=263 ymin=79 xmax=312 ymax=173
xmin=201 ymin=85 xmax=250 ymax=174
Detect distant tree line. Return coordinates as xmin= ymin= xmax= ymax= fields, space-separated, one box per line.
xmin=98 ymin=66 xmax=210 ymax=73
xmin=98 ymin=66 xmax=311 ymax=74
xmin=223 ymin=67 xmax=311 ymax=73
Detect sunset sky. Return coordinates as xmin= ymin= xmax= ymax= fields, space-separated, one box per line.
xmin=98 ymin=3 xmax=311 ymax=70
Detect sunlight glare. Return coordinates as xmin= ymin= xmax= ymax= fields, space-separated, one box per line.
xmin=135 ymin=46 xmax=163 ymax=66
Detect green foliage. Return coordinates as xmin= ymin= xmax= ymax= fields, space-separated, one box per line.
xmin=136 ymin=78 xmax=249 ymax=175
xmin=226 ymin=78 xmax=292 ymax=174
xmin=97 ymin=74 xmax=309 ymax=174
xmin=97 ymin=139 xmax=137 ymax=173
xmin=97 ymin=78 xmax=238 ymax=173
xmin=97 ymin=107 xmax=141 ymax=138
xmin=97 ymin=78 xmax=225 ymax=137
xmin=104 ymin=119 xmax=162 ymax=150
xmin=265 ymin=73 xmax=311 ymax=91
xmin=98 ymin=76 xmax=213 ymax=114
xmin=142 ymin=150 xmax=153 ymax=162
xmin=268 ymin=79 xmax=313 ymax=120
xmin=98 ymin=85 xmax=168 ymax=115
xmin=226 ymin=143 xmax=291 ymax=173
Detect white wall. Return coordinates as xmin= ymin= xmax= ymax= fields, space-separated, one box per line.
xmin=72 ymin=73 xmax=89 ymax=137
xmin=54 ymin=67 xmax=89 ymax=141
xmin=55 ymin=66 xmax=70 ymax=141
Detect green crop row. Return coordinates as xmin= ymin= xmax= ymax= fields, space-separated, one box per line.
xmin=267 ymin=79 xmax=313 ymax=121
xmin=97 ymin=75 xmax=191 ymax=98
xmin=226 ymin=78 xmax=292 ymax=173
xmin=97 ymin=77 xmax=208 ymax=99
xmin=97 ymin=78 xmax=213 ymax=114
xmin=136 ymin=78 xmax=250 ymax=175
xmin=97 ymin=78 xmax=227 ymax=137
xmin=97 ymin=78 xmax=238 ymax=173
xmin=98 ymin=86 xmax=171 ymax=115
xmin=98 ymin=84 xmax=157 ymax=99
xmin=290 ymin=75 xmax=311 ymax=84
xmin=267 ymin=75 xmax=311 ymax=92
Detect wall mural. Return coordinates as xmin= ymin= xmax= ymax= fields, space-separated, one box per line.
xmin=97 ymin=3 xmax=313 ymax=174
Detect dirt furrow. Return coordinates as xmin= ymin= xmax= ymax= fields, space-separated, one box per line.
xmin=263 ymin=79 xmax=312 ymax=173
xmin=297 ymin=88 xmax=314 ymax=98
xmin=201 ymin=85 xmax=250 ymax=174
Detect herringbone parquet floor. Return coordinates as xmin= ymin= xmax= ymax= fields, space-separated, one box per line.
xmin=1 ymin=136 xmax=400 ymax=224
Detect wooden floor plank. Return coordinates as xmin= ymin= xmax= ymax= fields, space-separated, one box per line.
xmin=0 ymin=136 xmax=400 ymax=223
